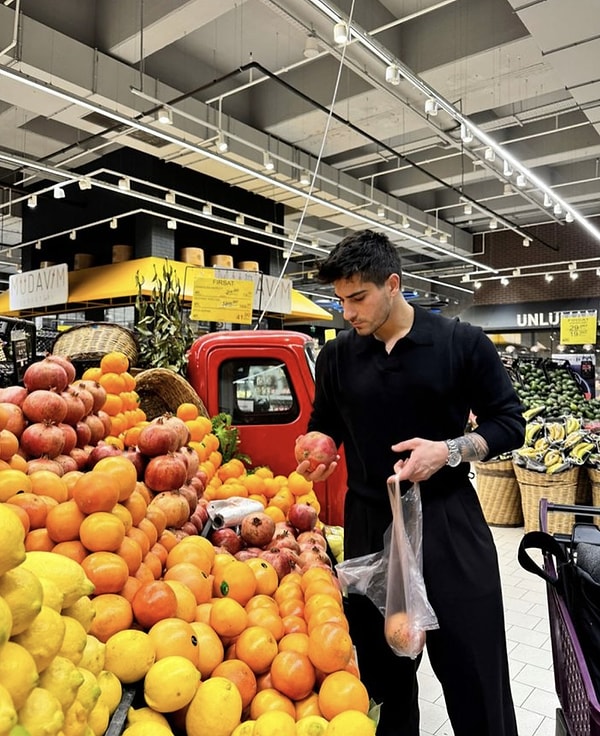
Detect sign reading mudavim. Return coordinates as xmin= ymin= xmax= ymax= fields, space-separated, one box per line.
xmin=9 ymin=263 xmax=69 ymax=311
xmin=559 ymin=309 xmax=598 ymax=345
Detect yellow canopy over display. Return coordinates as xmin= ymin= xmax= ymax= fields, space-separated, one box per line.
xmin=0 ymin=257 xmax=332 ymax=322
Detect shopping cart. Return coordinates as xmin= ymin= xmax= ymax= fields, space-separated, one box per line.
xmin=538 ymin=499 xmax=600 ymax=736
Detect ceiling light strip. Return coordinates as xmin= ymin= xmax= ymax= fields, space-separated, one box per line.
xmin=0 ymin=66 xmax=491 ymax=276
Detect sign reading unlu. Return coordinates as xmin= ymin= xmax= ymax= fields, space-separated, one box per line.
xmin=9 ymin=263 xmax=69 ymax=310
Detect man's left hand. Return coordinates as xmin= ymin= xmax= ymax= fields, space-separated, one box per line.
xmin=390 ymin=437 xmax=448 ymax=482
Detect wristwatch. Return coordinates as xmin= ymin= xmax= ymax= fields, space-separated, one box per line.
xmin=445 ymin=439 xmax=462 ymax=467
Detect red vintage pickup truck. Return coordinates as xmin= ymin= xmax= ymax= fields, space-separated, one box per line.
xmin=186 ymin=330 xmax=347 ymax=527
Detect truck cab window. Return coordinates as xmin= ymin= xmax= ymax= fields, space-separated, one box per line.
xmin=218 ymin=359 xmax=299 ymax=425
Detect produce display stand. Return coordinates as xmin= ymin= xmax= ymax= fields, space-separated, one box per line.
xmin=104 ymin=685 xmax=138 ymax=736
xmin=538 ymin=499 xmax=600 ymax=736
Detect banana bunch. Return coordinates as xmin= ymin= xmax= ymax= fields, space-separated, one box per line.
xmin=324 ymin=525 xmax=344 ymax=564
xmin=565 ymin=415 xmax=582 ymax=435
xmin=568 ymin=441 xmax=595 ymax=465
xmin=524 ymin=421 xmax=544 ymax=446
xmin=563 ymin=429 xmax=586 ymax=450
xmin=523 ymin=406 xmax=545 ymax=421
xmin=546 ymin=421 xmax=566 ymax=443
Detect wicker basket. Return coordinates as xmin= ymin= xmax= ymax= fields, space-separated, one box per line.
xmin=587 ymin=467 xmax=600 ymax=523
xmin=514 ymin=463 xmax=579 ymax=535
xmin=474 ymin=460 xmax=523 ymax=527
xmin=135 ymin=368 xmax=209 ymax=421
xmin=52 ymin=323 xmax=138 ymax=371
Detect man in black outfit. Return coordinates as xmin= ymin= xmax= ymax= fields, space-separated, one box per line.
xmin=295 ymin=230 xmax=524 ymax=736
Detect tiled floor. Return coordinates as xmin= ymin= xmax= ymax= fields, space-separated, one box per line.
xmin=417 ymin=524 xmax=561 ymax=736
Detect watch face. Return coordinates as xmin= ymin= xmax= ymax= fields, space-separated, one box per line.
xmin=448 ymin=451 xmax=461 ymax=467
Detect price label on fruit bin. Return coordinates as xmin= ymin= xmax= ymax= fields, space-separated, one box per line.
xmin=559 ymin=309 xmax=597 ymax=345
xmin=191 ymin=274 xmax=255 ymax=324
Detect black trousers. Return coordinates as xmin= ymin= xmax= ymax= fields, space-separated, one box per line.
xmin=343 ymin=484 xmax=518 ymax=736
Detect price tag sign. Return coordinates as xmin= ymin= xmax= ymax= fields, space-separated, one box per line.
xmin=559 ymin=310 xmax=597 ymax=345
xmin=191 ymin=274 xmax=255 ymax=324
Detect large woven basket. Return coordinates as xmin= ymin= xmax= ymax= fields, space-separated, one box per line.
xmin=135 ymin=368 xmax=209 ymax=421
xmin=52 ymin=323 xmax=138 ymax=371
xmin=587 ymin=467 xmax=600 ymax=523
xmin=514 ymin=463 xmax=579 ymax=535
xmin=474 ymin=459 xmax=523 ymax=527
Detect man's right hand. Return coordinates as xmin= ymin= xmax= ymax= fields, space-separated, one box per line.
xmin=295 ymin=458 xmax=339 ymax=482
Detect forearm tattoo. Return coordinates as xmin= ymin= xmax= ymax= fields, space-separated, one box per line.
xmin=455 ymin=433 xmax=489 ymax=462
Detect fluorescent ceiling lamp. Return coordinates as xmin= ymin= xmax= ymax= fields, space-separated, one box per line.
xmin=516 ymin=174 xmax=527 ymax=188
xmin=333 ymin=21 xmax=348 ymax=44
xmin=565 ymin=211 xmax=574 ymax=223
xmin=553 ymin=203 xmax=562 ymax=216
xmin=53 ymin=186 xmax=65 ymax=199
xmin=202 ymin=203 xmax=212 ymax=216
xmin=502 ymin=160 xmax=513 ymax=178
xmin=522 ymin=237 xmax=531 ymax=247
xmin=157 ymin=106 xmax=173 ymax=125
xmin=166 ymin=219 xmax=177 ymax=230
xmin=474 ymin=281 xmax=481 ymax=289
xmin=35 ymin=240 xmax=41 ymax=249
xmin=27 ymin=194 xmax=37 ymax=209
xmin=500 ymin=277 xmax=509 ymax=286
xmin=463 ymin=203 xmax=472 ymax=215
xmin=545 ymin=273 xmax=554 ymax=282
xmin=300 ymin=169 xmax=311 ymax=186
xmin=165 ymin=190 xmax=176 ymax=204
xmin=570 ymin=271 xmax=578 ymax=280
xmin=489 ymin=218 xmax=498 ymax=230
xmin=543 ymin=193 xmax=552 ymax=208
xmin=109 ymin=218 xmax=118 ymax=229
xmin=78 ymin=177 xmax=92 ymax=190
xmin=236 ymin=214 xmax=244 ymax=225
xmin=568 ymin=261 xmax=577 ymax=271
xmin=230 ymin=235 xmax=239 ymax=245
xmin=216 ymin=131 xmax=228 ymax=153
xmin=69 ymin=230 xmax=76 ymax=240
xmin=118 ymin=177 xmax=130 ymax=191
xmin=484 ymin=147 xmax=495 ymax=162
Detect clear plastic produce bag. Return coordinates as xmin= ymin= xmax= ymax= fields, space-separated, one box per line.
xmin=383 ymin=478 xmax=438 ymax=658
xmin=335 ymin=480 xmax=439 ymax=659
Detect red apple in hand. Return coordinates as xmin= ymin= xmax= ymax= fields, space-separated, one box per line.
xmin=294 ymin=431 xmax=337 ymax=473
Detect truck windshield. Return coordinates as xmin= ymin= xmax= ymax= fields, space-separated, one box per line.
xmin=219 ymin=358 xmax=299 ymax=425
xmin=304 ymin=343 xmax=316 ymax=380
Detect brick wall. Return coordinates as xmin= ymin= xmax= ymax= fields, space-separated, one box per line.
xmin=472 ymin=215 xmax=600 ymax=306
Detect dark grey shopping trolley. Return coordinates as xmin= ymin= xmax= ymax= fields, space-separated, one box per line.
xmin=530 ymin=499 xmax=600 ymax=736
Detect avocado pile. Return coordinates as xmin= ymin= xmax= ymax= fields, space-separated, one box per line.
xmin=512 ymin=359 xmax=600 ymax=422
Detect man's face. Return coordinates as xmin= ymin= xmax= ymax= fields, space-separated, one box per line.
xmin=334 ymin=274 xmax=396 ymax=336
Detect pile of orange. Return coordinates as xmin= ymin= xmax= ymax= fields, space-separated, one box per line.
xmin=81 ymin=351 xmax=145 ymax=443
xmin=201 ymin=464 xmax=322 ymax=525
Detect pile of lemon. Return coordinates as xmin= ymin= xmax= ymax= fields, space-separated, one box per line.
xmin=0 ymin=503 xmax=122 ymax=736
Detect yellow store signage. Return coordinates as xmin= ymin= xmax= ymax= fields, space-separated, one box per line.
xmin=559 ymin=310 xmax=597 ymax=345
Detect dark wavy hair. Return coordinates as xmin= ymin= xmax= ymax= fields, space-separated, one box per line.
xmin=316 ymin=230 xmax=402 ymax=286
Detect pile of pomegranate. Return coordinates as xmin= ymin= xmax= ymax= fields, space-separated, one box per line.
xmin=209 ymin=503 xmax=333 ymax=580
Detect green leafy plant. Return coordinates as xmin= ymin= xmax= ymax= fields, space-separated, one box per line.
xmin=134 ymin=260 xmax=195 ymax=375
xmin=211 ymin=412 xmax=252 ymax=465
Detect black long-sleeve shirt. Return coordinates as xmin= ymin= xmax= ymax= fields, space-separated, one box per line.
xmin=308 ymin=305 xmax=525 ymax=504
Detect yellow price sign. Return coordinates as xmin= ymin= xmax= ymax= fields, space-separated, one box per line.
xmin=559 ymin=310 xmax=597 ymax=345
xmin=191 ymin=275 xmax=255 ymax=324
